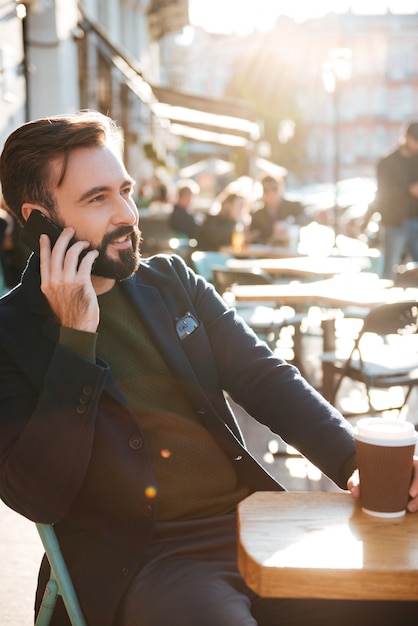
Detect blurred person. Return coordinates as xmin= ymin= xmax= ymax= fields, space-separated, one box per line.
xmin=250 ymin=174 xmax=305 ymax=245
xmin=198 ymin=192 xmax=251 ymax=250
xmin=148 ymin=180 xmax=173 ymax=214
xmin=374 ymin=122 xmax=418 ymax=278
xmin=1 ymin=111 xmax=417 ymax=626
xmin=169 ymin=179 xmax=200 ymax=238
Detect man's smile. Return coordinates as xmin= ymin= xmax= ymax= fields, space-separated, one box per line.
xmin=110 ymin=232 xmax=133 ymax=249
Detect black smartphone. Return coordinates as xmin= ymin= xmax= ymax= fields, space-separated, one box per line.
xmin=21 ymin=210 xmax=93 ymax=269
xmin=21 ymin=210 xmax=63 ymax=256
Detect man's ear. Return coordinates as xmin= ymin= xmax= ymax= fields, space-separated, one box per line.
xmin=21 ymin=204 xmax=45 ymax=222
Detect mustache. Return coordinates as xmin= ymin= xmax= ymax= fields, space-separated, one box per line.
xmin=102 ymin=225 xmax=137 ymax=248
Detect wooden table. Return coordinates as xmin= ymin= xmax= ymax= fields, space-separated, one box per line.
xmin=226 ymin=256 xmax=360 ymax=279
xmin=237 ymin=491 xmax=418 ymax=600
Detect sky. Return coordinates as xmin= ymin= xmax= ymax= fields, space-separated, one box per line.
xmin=189 ymin=0 xmax=418 ymax=34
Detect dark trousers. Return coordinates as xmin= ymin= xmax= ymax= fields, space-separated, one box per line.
xmin=115 ymin=512 xmax=417 ymax=626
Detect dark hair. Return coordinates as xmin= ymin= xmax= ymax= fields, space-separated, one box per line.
xmin=406 ymin=122 xmax=418 ymax=141
xmin=0 ymin=110 xmax=122 ymax=225
xmin=261 ymin=174 xmax=284 ymax=190
xmin=153 ymin=181 xmax=168 ymax=202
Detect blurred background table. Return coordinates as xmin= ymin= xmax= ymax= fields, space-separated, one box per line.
xmin=226 ymin=256 xmax=360 ymax=279
xmin=230 ymin=275 xmax=401 ymax=310
xmin=219 ymin=244 xmax=304 ymax=259
xmin=238 ymin=491 xmax=418 ymax=600
xmin=230 ymin=276 xmax=418 ymax=397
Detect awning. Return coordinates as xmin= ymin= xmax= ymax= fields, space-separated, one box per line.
xmin=255 ymin=157 xmax=288 ymax=179
xmin=151 ymin=85 xmax=260 ymax=147
xmin=178 ymin=158 xmax=235 ymax=179
xmin=78 ymin=11 xmax=260 ymax=149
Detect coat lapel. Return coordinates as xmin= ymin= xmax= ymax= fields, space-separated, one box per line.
xmin=120 ymin=274 xmax=230 ymax=418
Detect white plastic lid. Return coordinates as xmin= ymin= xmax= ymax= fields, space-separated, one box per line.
xmin=354 ymin=418 xmax=417 ymax=446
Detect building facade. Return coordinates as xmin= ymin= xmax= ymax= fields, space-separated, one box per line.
xmin=1 ymin=3 xmax=417 ymax=191
xmin=0 ymin=1 xmax=27 ymax=152
xmin=156 ymin=10 xmax=418 ymax=185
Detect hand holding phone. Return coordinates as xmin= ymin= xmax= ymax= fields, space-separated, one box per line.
xmin=21 ymin=210 xmax=91 ymax=268
xmin=21 ymin=209 xmax=100 ymax=331
xmin=21 ymin=210 xmax=63 ymax=256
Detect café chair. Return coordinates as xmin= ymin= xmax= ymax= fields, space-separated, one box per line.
xmin=211 ymin=265 xmax=273 ymax=293
xmin=320 ymin=300 xmax=418 ymax=419
xmin=189 ymin=249 xmax=233 ymax=284
xmin=211 ymin=266 xmax=305 ymax=367
xmin=35 ymin=523 xmax=87 ymax=626
xmin=190 ymin=256 xmax=295 ymax=351
xmin=0 ymin=263 xmax=8 ymax=297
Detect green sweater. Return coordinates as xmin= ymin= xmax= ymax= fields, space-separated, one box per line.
xmin=60 ymin=283 xmax=249 ymax=521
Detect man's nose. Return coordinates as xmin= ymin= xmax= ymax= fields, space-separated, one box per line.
xmin=113 ymin=196 xmax=138 ymax=225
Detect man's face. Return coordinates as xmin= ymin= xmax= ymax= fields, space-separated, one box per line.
xmin=262 ymin=182 xmax=284 ymax=210
xmin=50 ymin=145 xmax=141 ymax=281
xmin=180 ymin=190 xmax=193 ymax=208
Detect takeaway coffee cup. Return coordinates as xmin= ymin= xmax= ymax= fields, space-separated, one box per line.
xmin=354 ymin=417 xmax=417 ymax=518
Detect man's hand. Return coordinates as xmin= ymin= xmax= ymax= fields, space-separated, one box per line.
xmin=39 ymin=227 xmax=100 ymax=332
xmin=407 ymin=457 xmax=418 ymax=512
xmin=409 ymin=182 xmax=418 ymax=198
xmin=348 ymin=456 xmax=418 ymax=513
xmin=347 ymin=468 xmax=359 ymax=499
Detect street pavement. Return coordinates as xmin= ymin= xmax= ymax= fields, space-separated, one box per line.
xmin=0 ymin=499 xmax=43 ymax=625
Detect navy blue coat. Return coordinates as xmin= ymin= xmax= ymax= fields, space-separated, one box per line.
xmin=0 ymin=253 xmax=355 ymax=625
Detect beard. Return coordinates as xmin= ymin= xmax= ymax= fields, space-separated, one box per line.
xmin=50 ymin=211 xmax=142 ymax=281
xmin=90 ymin=225 xmax=142 ymax=280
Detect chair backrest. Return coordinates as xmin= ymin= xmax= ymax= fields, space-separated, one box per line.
xmin=360 ymin=300 xmax=418 ymax=337
xmin=190 ymin=250 xmax=232 ymax=283
xmin=328 ymin=300 xmax=418 ymax=411
xmin=35 ymin=523 xmax=87 ymax=626
xmin=211 ymin=266 xmax=273 ymax=294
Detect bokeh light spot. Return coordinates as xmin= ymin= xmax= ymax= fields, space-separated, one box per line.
xmin=145 ymin=486 xmax=157 ymax=498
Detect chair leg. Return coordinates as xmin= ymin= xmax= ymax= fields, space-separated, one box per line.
xmin=321 ymin=363 xmax=339 ymax=402
xmin=35 ymin=577 xmax=58 ymax=626
xmin=400 ymin=386 xmax=414 ymax=413
xmin=36 ymin=524 xmax=87 ymax=626
xmin=364 ymin=382 xmax=375 ymax=415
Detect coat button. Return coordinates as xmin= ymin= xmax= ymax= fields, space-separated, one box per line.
xmin=129 ymin=436 xmax=142 ymax=449
xmin=142 ymin=504 xmax=153 ymax=517
xmin=120 ymin=567 xmax=130 ymax=579
xmin=234 ymin=455 xmax=243 ymax=461
xmin=76 ymin=404 xmax=87 ymax=415
xmin=82 ymin=385 xmax=93 ymax=396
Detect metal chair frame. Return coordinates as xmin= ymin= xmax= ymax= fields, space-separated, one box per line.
xmin=189 ymin=250 xmax=233 ymax=283
xmin=211 ymin=265 xmax=306 ymax=370
xmin=35 ymin=523 xmax=87 ymax=626
xmin=321 ymin=300 xmax=418 ymax=418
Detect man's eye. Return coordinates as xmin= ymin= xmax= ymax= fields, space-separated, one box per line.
xmin=121 ymin=187 xmax=133 ymax=197
xmin=90 ymin=194 xmax=104 ymax=203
